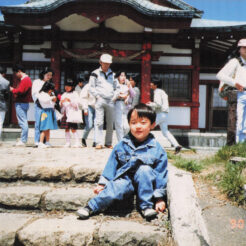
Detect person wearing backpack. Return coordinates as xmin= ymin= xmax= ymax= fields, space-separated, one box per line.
xmin=217 ymin=39 xmax=246 ymax=143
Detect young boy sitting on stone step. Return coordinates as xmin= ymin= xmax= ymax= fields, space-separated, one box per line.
xmin=76 ymin=103 xmax=168 ymax=220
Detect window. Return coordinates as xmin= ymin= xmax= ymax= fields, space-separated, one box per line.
xmin=152 ymin=72 xmax=191 ymax=101
xmin=25 ymin=67 xmax=43 ymax=81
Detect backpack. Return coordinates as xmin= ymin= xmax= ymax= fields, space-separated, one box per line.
xmin=218 ymin=57 xmax=244 ymax=100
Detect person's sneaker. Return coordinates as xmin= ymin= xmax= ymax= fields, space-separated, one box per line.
xmin=105 ymin=145 xmax=113 ymax=149
xmin=142 ymin=208 xmax=157 ymax=219
xmin=72 ymin=143 xmax=82 ymax=148
xmin=64 ymin=142 xmax=71 ymax=148
xmin=38 ymin=142 xmax=47 ymax=148
xmin=45 ymin=142 xmax=52 ymax=148
xmin=175 ymin=146 xmax=182 ymax=154
xmin=95 ymin=145 xmax=103 ymax=149
xmin=92 ymin=142 xmax=96 ymax=147
xmin=76 ymin=206 xmax=93 ymax=220
xmin=81 ymin=138 xmax=87 ymax=147
xmin=15 ymin=140 xmax=26 ymax=147
xmin=33 ymin=142 xmax=39 ymax=148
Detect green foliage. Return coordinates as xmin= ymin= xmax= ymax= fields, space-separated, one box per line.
xmin=172 ymin=156 xmax=203 ymax=173
xmin=219 ymin=161 xmax=246 ymax=205
xmin=216 ymin=142 xmax=246 ymax=161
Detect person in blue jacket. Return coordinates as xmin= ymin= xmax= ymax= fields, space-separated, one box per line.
xmin=76 ymin=103 xmax=168 ymax=220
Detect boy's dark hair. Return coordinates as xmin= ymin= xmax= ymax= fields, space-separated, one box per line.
xmin=0 ymin=66 xmax=7 ymax=75
xmin=151 ymin=78 xmax=161 ymax=88
xmin=13 ymin=64 xmax=25 ymax=73
xmin=40 ymin=81 xmax=55 ymax=93
xmin=39 ymin=67 xmax=54 ymax=80
xmin=127 ymin=103 xmax=156 ymax=124
xmin=65 ymin=78 xmax=75 ymax=92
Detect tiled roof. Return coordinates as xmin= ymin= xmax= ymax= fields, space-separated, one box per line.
xmin=0 ymin=0 xmax=200 ymax=18
xmin=191 ymin=19 xmax=246 ymax=28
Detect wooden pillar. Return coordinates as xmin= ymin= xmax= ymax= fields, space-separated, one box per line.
xmin=51 ymin=25 xmax=61 ymax=91
xmin=190 ymin=40 xmax=200 ymax=129
xmin=227 ymin=91 xmax=237 ymax=145
xmin=11 ymin=32 xmax=22 ymax=124
xmin=141 ymin=38 xmax=152 ymax=104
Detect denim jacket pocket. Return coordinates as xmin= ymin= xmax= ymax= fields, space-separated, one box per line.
xmin=117 ymin=152 xmax=131 ymax=164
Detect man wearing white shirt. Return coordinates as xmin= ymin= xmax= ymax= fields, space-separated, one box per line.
xmin=217 ymin=38 xmax=246 ymax=142
xmin=147 ymin=79 xmax=182 ymax=154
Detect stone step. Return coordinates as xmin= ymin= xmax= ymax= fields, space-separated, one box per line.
xmin=0 ymin=145 xmax=110 ymax=183
xmin=0 ymin=183 xmax=95 ymax=211
xmin=0 ymin=212 xmax=171 ymax=246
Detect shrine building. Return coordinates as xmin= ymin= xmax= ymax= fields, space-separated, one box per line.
xmin=1 ymin=0 xmax=246 ymax=130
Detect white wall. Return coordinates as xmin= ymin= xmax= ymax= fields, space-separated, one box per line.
xmin=168 ymin=107 xmax=190 ymax=126
xmin=199 ymin=85 xmax=207 ymax=129
xmin=22 ymin=52 xmax=50 ymax=62
xmin=152 ymin=56 xmax=192 ymax=65
xmin=200 ymin=73 xmax=217 ymax=80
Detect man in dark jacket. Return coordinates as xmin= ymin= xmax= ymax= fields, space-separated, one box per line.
xmin=0 ymin=66 xmax=9 ymax=142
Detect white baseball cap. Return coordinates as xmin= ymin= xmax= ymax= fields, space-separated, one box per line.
xmin=238 ymin=39 xmax=246 ymax=47
xmin=100 ymin=53 xmax=112 ymax=63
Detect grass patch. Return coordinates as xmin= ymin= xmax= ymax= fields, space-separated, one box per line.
xmin=219 ymin=161 xmax=246 ymax=205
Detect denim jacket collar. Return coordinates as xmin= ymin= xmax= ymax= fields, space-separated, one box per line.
xmin=122 ymin=133 xmax=156 ymax=150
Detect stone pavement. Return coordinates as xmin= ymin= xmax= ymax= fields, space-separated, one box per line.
xmin=0 ymin=143 xmax=172 ymax=246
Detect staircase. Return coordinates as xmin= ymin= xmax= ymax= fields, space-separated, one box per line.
xmin=0 ymin=143 xmax=172 ymax=246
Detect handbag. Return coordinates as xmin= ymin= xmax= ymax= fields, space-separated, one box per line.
xmin=66 ymin=108 xmax=83 ymax=123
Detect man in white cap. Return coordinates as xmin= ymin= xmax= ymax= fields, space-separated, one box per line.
xmin=217 ymin=38 xmax=246 ymax=142
xmin=89 ymin=53 xmax=119 ymax=149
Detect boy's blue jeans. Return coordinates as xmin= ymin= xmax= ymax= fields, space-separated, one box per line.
xmin=15 ymin=103 xmax=29 ymax=143
xmin=88 ymin=165 xmax=156 ymax=212
xmin=82 ymin=106 xmax=95 ymax=141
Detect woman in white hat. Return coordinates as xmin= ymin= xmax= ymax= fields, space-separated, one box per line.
xmin=217 ymin=38 xmax=246 ymax=142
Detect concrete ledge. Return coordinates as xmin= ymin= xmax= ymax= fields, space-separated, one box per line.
xmin=167 ymin=164 xmax=210 ymax=246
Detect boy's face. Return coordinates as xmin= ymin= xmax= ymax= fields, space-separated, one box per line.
xmin=129 ymin=110 xmax=155 ymax=142
xmin=65 ymin=85 xmax=72 ymax=92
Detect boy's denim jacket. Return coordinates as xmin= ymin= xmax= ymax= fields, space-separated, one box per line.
xmin=98 ymin=133 xmax=168 ymax=198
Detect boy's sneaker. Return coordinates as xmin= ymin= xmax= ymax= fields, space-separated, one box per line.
xmin=142 ymin=208 xmax=157 ymax=219
xmin=38 ymin=142 xmax=47 ymax=148
xmin=175 ymin=146 xmax=182 ymax=155
xmin=76 ymin=206 xmax=93 ymax=220
xmin=72 ymin=143 xmax=82 ymax=148
xmin=64 ymin=143 xmax=70 ymax=148
xmin=15 ymin=140 xmax=26 ymax=147
xmin=45 ymin=142 xmax=52 ymax=148
xmin=81 ymin=138 xmax=87 ymax=147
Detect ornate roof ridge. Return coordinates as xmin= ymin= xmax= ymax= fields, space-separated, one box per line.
xmin=0 ymin=0 xmax=199 ymax=18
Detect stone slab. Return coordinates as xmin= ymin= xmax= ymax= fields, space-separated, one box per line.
xmin=17 ymin=215 xmax=98 ymax=246
xmin=0 ymin=186 xmax=51 ymax=209
xmin=0 ymin=213 xmax=33 ymax=246
xmin=0 ymin=163 xmax=20 ymax=180
xmin=21 ymin=162 xmax=73 ymax=181
xmin=99 ymin=220 xmax=168 ymax=245
xmin=44 ymin=187 xmax=94 ymax=211
xmin=167 ymin=164 xmax=210 ymax=246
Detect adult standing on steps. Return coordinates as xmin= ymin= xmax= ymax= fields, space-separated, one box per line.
xmin=147 ymin=79 xmax=182 ymax=154
xmin=10 ymin=64 xmax=32 ymax=147
xmin=89 ymin=53 xmax=119 ymax=149
xmin=31 ymin=67 xmax=54 ymax=147
xmin=217 ymin=38 xmax=246 ymax=143
xmin=0 ymin=66 xmax=10 ymax=142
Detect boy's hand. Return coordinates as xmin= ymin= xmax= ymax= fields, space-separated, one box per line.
xmin=94 ymin=184 xmax=105 ymax=194
xmin=155 ymin=199 xmax=166 ymax=213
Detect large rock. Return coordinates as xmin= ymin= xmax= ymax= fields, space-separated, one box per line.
xmin=0 ymin=213 xmax=33 ymax=246
xmin=99 ymin=220 xmax=167 ymax=245
xmin=44 ymin=187 xmax=94 ymax=210
xmin=0 ymin=163 xmax=20 ymax=180
xmin=0 ymin=185 xmax=51 ymax=209
xmin=72 ymin=165 xmax=102 ymax=182
xmin=21 ymin=162 xmax=73 ymax=181
xmin=17 ymin=216 xmax=98 ymax=246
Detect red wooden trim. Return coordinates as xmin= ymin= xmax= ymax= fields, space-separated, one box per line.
xmin=141 ymin=41 xmax=152 ymax=103
xmin=190 ymin=48 xmax=200 ymax=129
xmin=168 ymin=125 xmax=191 ymax=129
xmin=170 ymin=102 xmax=199 ymax=107
xmin=199 ymin=80 xmax=219 ymax=85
